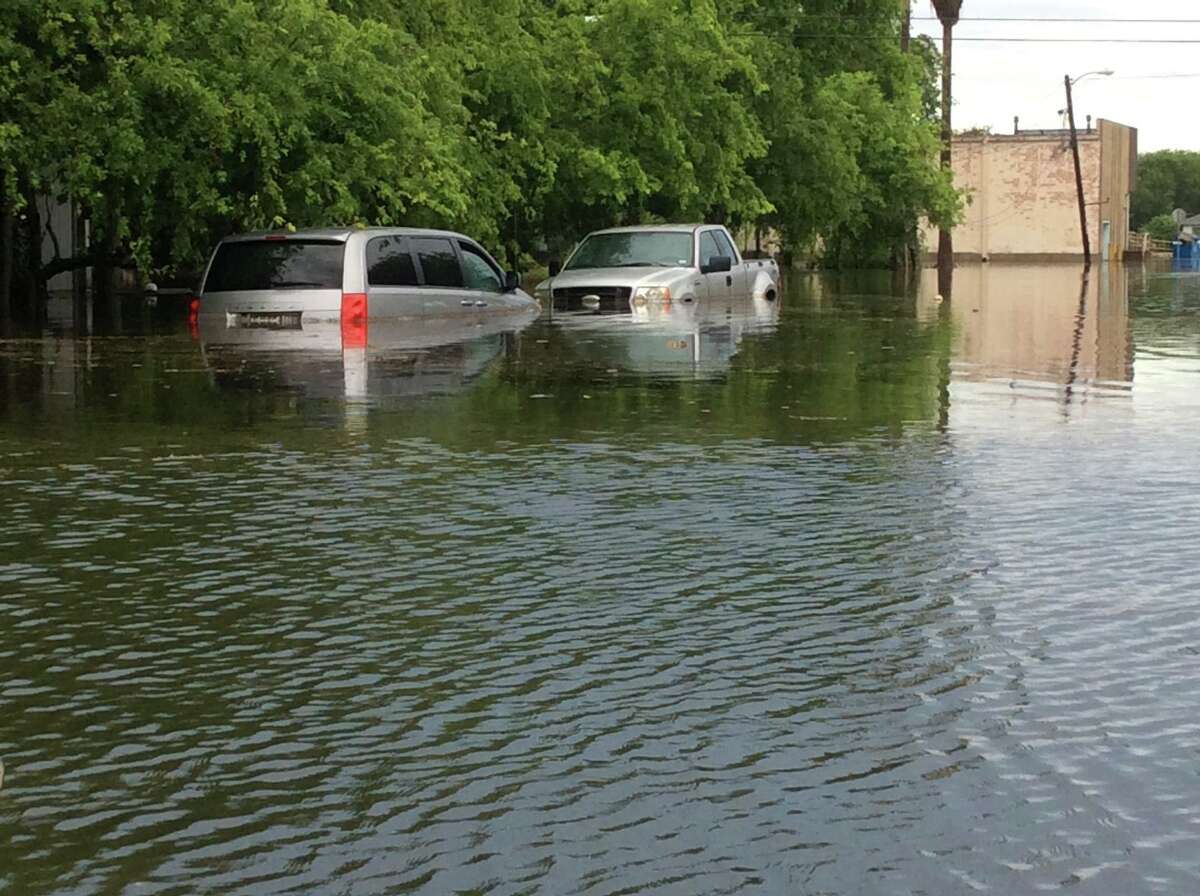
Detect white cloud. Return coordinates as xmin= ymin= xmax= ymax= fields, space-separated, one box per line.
xmin=911 ymin=0 xmax=1196 ymax=150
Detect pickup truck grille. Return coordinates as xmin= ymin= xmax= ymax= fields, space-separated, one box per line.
xmin=551 ymin=286 xmax=633 ymax=313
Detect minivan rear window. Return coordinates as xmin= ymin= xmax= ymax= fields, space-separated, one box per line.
xmin=204 ymin=240 xmax=344 ymax=292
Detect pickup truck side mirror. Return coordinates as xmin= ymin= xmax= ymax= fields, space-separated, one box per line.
xmin=503 ymin=271 xmax=521 ymax=292
xmin=548 ymin=258 xmax=562 ymax=277
xmin=700 ymin=255 xmax=733 ymax=275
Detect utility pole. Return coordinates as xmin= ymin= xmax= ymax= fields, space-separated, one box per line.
xmin=1064 ymin=74 xmax=1091 ymax=265
xmin=900 ymin=0 xmax=911 ymax=52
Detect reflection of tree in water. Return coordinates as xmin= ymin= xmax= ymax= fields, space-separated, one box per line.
xmin=491 ymin=291 xmax=954 ymax=445
xmin=372 ymin=344 xmax=466 ymax=379
xmin=205 ymin=345 xmax=318 ymax=394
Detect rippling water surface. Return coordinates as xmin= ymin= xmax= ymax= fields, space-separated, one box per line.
xmin=3 ymin=263 xmax=1200 ymax=894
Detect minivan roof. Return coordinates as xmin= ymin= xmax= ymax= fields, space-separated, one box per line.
xmin=219 ymin=227 xmax=473 ymax=244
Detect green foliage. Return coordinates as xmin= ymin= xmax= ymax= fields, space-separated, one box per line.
xmin=725 ymin=0 xmax=959 ymax=264
xmin=1144 ymin=213 xmax=1179 ymax=243
xmin=2 ymin=0 xmax=959 ymax=282
xmin=1131 ymin=151 xmax=1200 ymax=232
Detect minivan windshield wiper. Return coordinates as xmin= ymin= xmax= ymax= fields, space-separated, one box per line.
xmin=269 ymin=281 xmax=331 ymax=288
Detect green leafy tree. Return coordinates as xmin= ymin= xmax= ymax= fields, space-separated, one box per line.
xmin=733 ymin=0 xmax=957 ymax=265
xmin=1144 ymin=213 xmax=1179 ymax=243
xmin=1 ymin=0 xmax=962 ymax=301
xmin=1131 ymin=151 xmax=1200 ymax=232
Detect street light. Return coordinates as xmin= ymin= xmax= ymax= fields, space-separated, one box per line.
xmin=1071 ymin=69 xmax=1115 ymax=86
xmin=1065 ymin=69 xmax=1114 ymax=265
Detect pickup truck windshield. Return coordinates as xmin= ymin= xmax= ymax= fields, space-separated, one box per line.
xmin=564 ymin=232 xmax=694 ymax=270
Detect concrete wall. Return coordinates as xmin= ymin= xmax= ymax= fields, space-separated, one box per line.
xmin=923 ymin=120 xmax=1135 ymax=260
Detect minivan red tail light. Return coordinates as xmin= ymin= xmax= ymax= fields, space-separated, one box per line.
xmin=188 ymin=296 xmax=201 ymax=339
xmin=341 ymin=292 xmax=368 ymax=348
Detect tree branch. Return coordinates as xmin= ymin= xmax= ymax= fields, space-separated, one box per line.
xmin=39 ymin=247 xmax=131 ymax=281
xmin=41 ymin=195 xmax=63 ymax=261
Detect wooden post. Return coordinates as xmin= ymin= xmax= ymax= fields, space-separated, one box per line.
xmin=1065 ymin=74 xmax=1091 ymax=265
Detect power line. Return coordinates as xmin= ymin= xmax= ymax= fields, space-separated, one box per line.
xmin=924 ymin=37 xmax=1200 ymax=43
xmin=781 ymin=34 xmax=1200 ymax=44
xmin=911 ymin=16 xmax=1200 ymax=24
xmin=1116 ymin=73 xmax=1200 ymax=79
xmin=956 ymin=72 xmax=1200 ymax=81
xmin=768 ymin=13 xmax=1200 ymax=24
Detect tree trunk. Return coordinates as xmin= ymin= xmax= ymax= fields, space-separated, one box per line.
xmin=0 ymin=175 xmax=12 ymax=327
xmin=93 ymin=201 xmax=123 ymax=333
xmin=20 ymin=182 xmax=44 ymax=321
xmin=900 ymin=0 xmax=911 ymax=52
xmin=936 ymin=19 xmax=954 ymax=279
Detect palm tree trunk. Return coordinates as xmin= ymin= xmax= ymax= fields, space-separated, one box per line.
xmin=937 ymin=18 xmax=954 ymax=279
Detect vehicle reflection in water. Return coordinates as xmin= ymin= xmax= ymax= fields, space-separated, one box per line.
xmin=541 ymin=292 xmax=781 ymax=380
xmin=197 ymin=313 xmax=534 ymax=411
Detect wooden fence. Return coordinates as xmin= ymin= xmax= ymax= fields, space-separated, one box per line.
xmin=1128 ymin=232 xmax=1176 ymax=256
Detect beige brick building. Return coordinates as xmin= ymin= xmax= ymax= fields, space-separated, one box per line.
xmin=923 ymin=119 xmax=1138 ymax=262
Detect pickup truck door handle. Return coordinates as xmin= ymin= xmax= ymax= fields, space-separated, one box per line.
xmin=726 ymin=275 xmax=733 ymax=287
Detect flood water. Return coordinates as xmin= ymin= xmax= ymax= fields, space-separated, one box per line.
xmin=3 ymin=263 xmax=1200 ymax=894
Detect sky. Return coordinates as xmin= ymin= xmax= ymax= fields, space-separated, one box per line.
xmin=909 ymin=0 xmax=1198 ymax=151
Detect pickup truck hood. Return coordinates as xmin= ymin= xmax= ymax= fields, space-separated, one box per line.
xmin=548 ymin=266 xmax=689 ymax=290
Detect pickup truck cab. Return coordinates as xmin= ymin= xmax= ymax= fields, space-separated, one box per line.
xmin=535 ymin=224 xmax=780 ymax=313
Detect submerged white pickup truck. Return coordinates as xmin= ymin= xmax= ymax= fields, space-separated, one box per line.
xmin=534 ymin=224 xmax=780 ymax=313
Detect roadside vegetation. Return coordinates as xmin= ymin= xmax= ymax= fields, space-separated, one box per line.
xmin=0 ymin=0 xmax=960 ymax=302
xmin=1131 ymin=150 xmax=1200 ymax=234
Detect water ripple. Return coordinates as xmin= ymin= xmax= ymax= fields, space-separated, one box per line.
xmin=2 ymin=267 xmax=1200 ymax=893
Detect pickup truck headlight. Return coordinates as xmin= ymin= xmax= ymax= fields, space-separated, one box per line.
xmin=633 ymin=286 xmax=672 ymax=302
xmin=533 ymin=280 xmax=551 ymax=297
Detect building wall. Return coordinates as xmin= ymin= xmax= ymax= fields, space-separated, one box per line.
xmin=922 ymin=120 xmax=1135 ymax=260
xmin=1098 ymin=119 xmax=1137 ymax=261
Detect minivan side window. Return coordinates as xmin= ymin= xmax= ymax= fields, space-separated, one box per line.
xmin=699 ymin=231 xmax=723 ymax=267
xmin=412 ymin=238 xmax=464 ymax=288
xmin=366 ymin=236 xmax=418 ymax=287
xmin=459 ymin=241 xmax=502 ymax=292
xmin=713 ymin=229 xmax=738 ymax=262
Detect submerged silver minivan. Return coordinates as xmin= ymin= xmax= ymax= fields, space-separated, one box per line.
xmin=194 ymin=227 xmax=538 ymax=329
